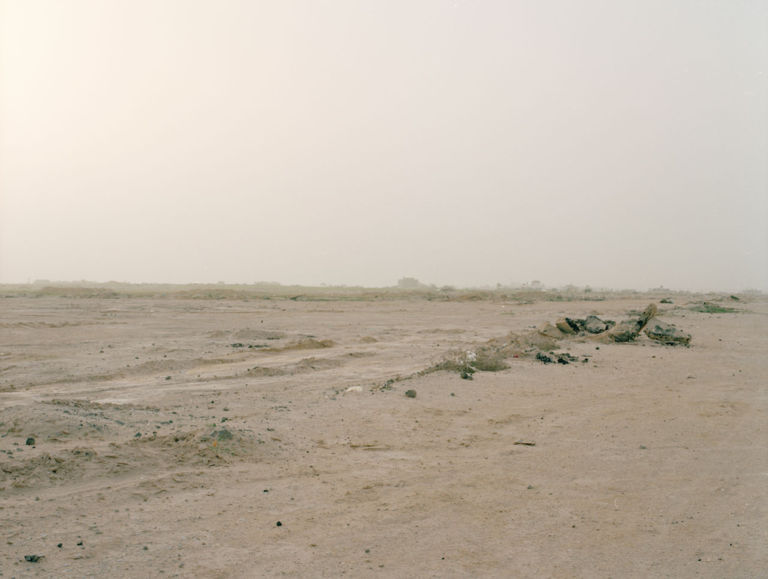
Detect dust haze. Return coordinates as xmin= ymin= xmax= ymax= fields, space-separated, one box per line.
xmin=2 ymin=4 xmax=768 ymax=576
xmin=1 ymin=0 xmax=766 ymax=289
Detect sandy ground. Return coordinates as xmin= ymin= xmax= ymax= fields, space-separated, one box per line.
xmin=1 ymin=292 xmax=766 ymax=578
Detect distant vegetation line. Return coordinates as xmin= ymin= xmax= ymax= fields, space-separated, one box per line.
xmin=0 ymin=281 xmax=755 ymax=302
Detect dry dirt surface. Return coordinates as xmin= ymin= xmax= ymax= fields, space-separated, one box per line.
xmin=1 ymin=291 xmax=766 ymax=577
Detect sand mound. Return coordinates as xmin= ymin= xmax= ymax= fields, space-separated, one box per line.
xmin=1 ymin=426 xmax=261 ymax=491
xmin=1 ymin=447 xmax=98 ymax=489
xmin=231 ymin=328 xmax=286 ymax=340
xmin=248 ymin=355 xmax=345 ymax=377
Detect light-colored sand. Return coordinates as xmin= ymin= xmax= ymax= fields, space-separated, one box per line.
xmin=1 ymin=292 xmax=766 ymax=577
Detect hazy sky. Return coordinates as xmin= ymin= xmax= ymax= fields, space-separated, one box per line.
xmin=1 ymin=0 xmax=766 ymax=290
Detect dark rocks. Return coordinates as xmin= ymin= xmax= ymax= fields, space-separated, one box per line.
xmin=556 ymin=353 xmax=578 ymax=365
xmin=606 ymin=304 xmax=658 ymax=343
xmin=565 ymin=318 xmax=582 ymax=332
xmin=556 ymin=316 xmax=614 ymax=335
xmin=536 ymin=351 xmax=576 ymax=364
xmin=644 ymin=320 xmax=691 ymax=346
xmin=583 ymin=315 xmax=610 ymax=334
xmin=609 ymin=320 xmax=645 ymax=343
xmin=555 ymin=318 xmax=576 ymax=334
xmin=25 ymin=437 xmax=35 ymax=446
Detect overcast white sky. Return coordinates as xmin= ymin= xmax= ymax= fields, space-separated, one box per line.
xmin=1 ymin=0 xmax=766 ymax=290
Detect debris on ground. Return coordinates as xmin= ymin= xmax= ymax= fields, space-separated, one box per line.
xmin=385 ymin=302 xmax=691 ymax=387
xmin=583 ymin=315 xmax=611 ymax=334
xmin=604 ymin=304 xmax=657 ymax=343
xmin=556 ymin=352 xmax=578 ymax=364
xmin=553 ymin=315 xmax=615 ymax=336
xmin=535 ymin=351 xmax=578 ymax=365
xmin=644 ymin=320 xmax=691 ymax=346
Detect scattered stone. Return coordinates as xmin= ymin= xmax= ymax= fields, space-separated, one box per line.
xmin=644 ymin=320 xmax=691 ymax=346
xmin=25 ymin=437 xmax=35 ymax=446
xmin=404 ymin=390 xmax=417 ymax=398
xmin=556 ymin=352 xmax=578 ymax=365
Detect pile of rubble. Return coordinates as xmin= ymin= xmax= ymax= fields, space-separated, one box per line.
xmin=541 ymin=303 xmax=691 ymax=346
xmin=421 ymin=302 xmax=693 ymax=381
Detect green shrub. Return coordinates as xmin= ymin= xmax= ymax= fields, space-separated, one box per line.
xmin=689 ymin=302 xmax=738 ymax=314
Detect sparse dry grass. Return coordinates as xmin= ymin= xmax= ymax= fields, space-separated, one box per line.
xmin=2 ymin=282 xmax=734 ymax=304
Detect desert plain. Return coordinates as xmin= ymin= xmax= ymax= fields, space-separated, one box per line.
xmin=0 ymin=285 xmax=766 ymax=578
